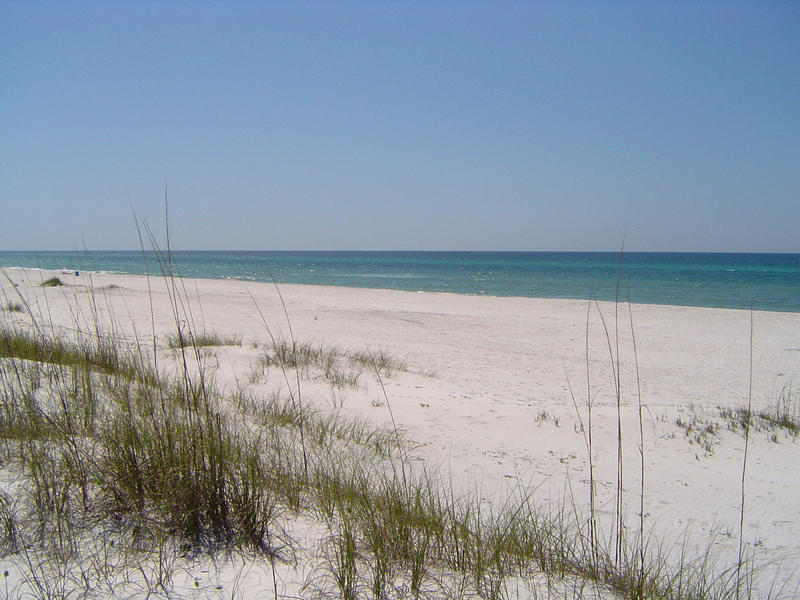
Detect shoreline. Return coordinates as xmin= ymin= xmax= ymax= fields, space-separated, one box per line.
xmin=5 ymin=264 xmax=800 ymax=316
xmin=2 ymin=267 xmax=800 ymax=596
xmin=2 ymin=248 xmax=799 ymax=313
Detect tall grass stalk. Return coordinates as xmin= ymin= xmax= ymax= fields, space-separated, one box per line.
xmin=628 ymin=294 xmax=646 ymax=596
xmin=736 ymin=307 xmax=755 ymax=599
xmin=248 ymin=288 xmax=310 ymax=482
xmin=268 ymin=271 xmax=310 ymax=477
xmin=366 ymin=345 xmax=407 ymax=491
xmin=613 ymin=245 xmax=625 ymax=568
xmin=585 ymin=298 xmax=598 ymax=566
xmin=593 ymin=298 xmax=625 ymax=567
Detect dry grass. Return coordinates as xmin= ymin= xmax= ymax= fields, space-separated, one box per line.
xmin=166 ymin=331 xmax=242 ymax=349
xmin=259 ymin=338 xmax=406 ymax=389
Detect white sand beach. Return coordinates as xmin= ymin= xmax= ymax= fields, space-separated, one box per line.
xmin=2 ymin=267 xmax=799 ymax=598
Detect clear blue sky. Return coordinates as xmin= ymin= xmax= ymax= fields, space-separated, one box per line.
xmin=2 ymin=1 xmax=798 ymax=252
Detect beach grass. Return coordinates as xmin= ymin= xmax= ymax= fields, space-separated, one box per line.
xmin=166 ymin=330 xmax=242 ymax=349
xmin=719 ymin=386 xmax=800 ymax=439
xmin=259 ymin=338 xmax=406 ymax=389
xmin=38 ymin=276 xmax=64 ymax=287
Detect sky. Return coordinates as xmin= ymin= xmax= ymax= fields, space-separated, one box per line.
xmin=1 ymin=1 xmax=799 ymax=252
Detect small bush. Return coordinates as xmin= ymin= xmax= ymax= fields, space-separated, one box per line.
xmin=40 ymin=277 xmax=64 ymax=287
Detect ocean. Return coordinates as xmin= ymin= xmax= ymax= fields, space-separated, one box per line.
xmin=1 ymin=251 xmax=798 ymax=313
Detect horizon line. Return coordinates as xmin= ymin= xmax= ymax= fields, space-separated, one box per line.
xmin=1 ymin=249 xmax=799 ymax=255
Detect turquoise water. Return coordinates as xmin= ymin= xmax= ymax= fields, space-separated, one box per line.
xmin=1 ymin=251 xmax=799 ymax=312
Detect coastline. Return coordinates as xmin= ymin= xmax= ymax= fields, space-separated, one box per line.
xmin=2 ymin=249 xmax=799 ymax=313
xmin=2 ymin=267 xmax=800 ymax=596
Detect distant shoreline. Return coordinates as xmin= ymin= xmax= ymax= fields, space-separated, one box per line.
xmin=2 ymin=250 xmax=799 ymax=312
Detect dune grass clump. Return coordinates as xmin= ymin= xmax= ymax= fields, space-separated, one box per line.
xmin=98 ymin=383 xmax=279 ymax=549
xmin=719 ymin=386 xmax=800 ymax=439
xmin=166 ymin=331 xmax=241 ymax=349
xmin=676 ymin=410 xmax=721 ymax=455
xmin=3 ymin=303 xmax=23 ymax=313
xmin=0 ymin=326 xmax=148 ymax=384
xmin=0 ymin=327 xmax=287 ymax=555
xmin=260 ymin=339 xmax=406 ymax=389
xmin=765 ymin=387 xmax=800 ymax=435
xmin=39 ymin=277 xmax=64 ymax=287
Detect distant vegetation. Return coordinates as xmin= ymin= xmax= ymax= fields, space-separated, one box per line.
xmin=39 ymin=276 xmax=64 ymax=287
